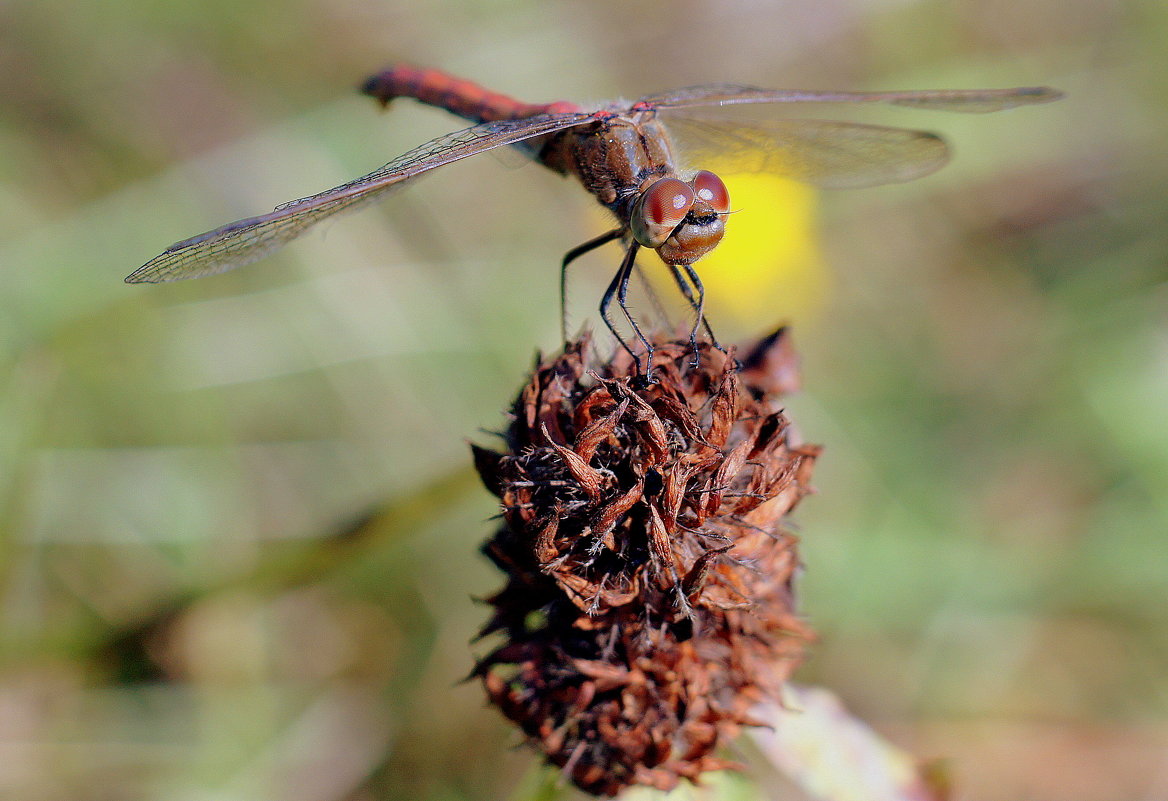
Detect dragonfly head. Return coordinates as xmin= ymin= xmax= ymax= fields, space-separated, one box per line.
xmin=630 ymin=171 xmax=730 ymax=265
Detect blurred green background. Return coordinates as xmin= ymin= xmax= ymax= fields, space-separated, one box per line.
xmin=1 ymin=0 xmax=1163 ymax=799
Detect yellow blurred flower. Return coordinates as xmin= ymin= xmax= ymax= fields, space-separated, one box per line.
xmin=698 ymin=174 xmax=830 ymax=334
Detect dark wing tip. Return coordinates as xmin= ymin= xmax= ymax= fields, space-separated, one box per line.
xmin=125 ymin=255 xmax=174 ymax=283
xmin=124 ymin=266 xmax=154 ymax=284
xmin=1017 ymin=86 xmax=1065 ymax=103
xmin=890 ymin=85 xmax=1066 ymax=113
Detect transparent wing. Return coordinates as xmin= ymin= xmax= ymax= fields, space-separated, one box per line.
xmin=665 ymin=116 xmax=951 ymax=189
xmin=127 ymin=111 xmax=593 ymax=283
xmin=640 ymin=83 xmax=1063 ymax=113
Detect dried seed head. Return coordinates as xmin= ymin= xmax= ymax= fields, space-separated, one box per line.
xmin=473 ymin=330 xmax=820 ymax=796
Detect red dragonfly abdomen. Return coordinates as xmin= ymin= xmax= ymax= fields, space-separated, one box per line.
xmin=362 ymin=65 xmax=582 ymax=124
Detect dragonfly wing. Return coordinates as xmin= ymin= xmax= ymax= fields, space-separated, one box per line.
xmin=641 ymin=83 xmax=1063 ymax=113
xmin=665 ymin=116 xmax=951 ymax=189
xmin=127 ymin=111 xmax=593 ymax=283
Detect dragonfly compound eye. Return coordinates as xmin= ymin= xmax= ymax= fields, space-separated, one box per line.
xmin=631 ymin=178 xmax=695 ymax=248
xmin=690 ymin=170 xmax=730 ymax=214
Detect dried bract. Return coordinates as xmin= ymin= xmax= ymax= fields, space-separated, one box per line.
xmin=473 ymin=330 xmax=820 ymax=796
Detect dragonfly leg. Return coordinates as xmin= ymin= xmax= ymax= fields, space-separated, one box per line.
xmin=667 ymin=265 xmax=702 ymax=364
xmin=669 ymin=265 xmax=724 ymax=365
xmin=616 ymin=245 xmax=657 ymax=377
xmin=683 ymin=264 xmax=727 ymax=352
xmin=561 ymin=228 xmax=624 ymax=344
xmin=599 ymin=243 xmax=652 ymax=376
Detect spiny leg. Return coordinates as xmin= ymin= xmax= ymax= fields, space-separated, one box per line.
xmin=668 ymin=264 xmax=725 ymax=364
xmin=560 ymin=228 xmax=623 ymax=344
xmin=667 ymin=265 xmax=703 ymax=361
xmin=683 ymin=264 xmax=726 ymax=353
xmin=684 ymin=264 xmax=739 ymax=371
xmin=616 ymin=244 xmax=657 ymax=376
xmin=599 ymin=243 xmax=652 ymax=375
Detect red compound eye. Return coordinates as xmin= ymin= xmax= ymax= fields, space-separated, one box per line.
xmin=690 ymin=171 xmax=730 ymax=213
xmin=643 ymin=178 xmax=695 ymax=226
xmin=631 ymin=178 xmax=695 ymax=248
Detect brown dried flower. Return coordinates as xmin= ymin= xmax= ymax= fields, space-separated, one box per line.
xmin=472 ymin=329 xmax=820 ymax=796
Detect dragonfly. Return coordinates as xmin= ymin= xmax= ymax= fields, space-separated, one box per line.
xmin=129 ymin=65 xmax=1061 ymax=371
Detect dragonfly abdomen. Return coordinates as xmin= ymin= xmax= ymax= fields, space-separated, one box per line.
xmin=362 ymin=64 xmax=581 ymax=124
